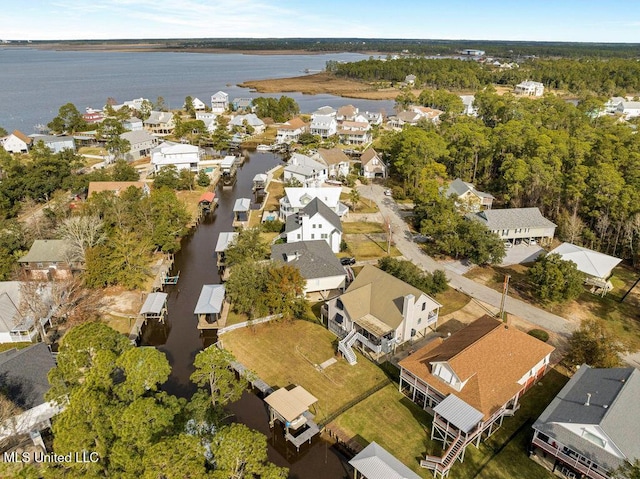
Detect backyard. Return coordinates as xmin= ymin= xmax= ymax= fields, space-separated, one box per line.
xmin=221 ymin=318 xmax=568 ymax=479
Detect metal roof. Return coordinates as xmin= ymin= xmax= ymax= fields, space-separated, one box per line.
xmin=349 ymin=441 xmax=422 ymax=479
xmin=549 ymin=242 xmax=621 ymax=279
xmin=233 ymin=198 xmax=251 ymax=213
xmin=193 ymin=285 xmax=225 ymax=315
xmin=264 ymin=386 xmax=317 ymax=423
xmin=139 ymin=292 xmax=168 ymax=315
xmin=433 ymin=394 xmax=484 ymax=433
xmin=215 ymin=232 xmax=238 ymax=253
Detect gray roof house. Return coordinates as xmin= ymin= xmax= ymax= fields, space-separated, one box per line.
xmin=29 ymin=135 xmax=76 ymax=154
xmin=531 ymin=365 xmax=640 ymax=479
xmin=285 ymin=197 xmax=343 ymax=253
xmin=271 ymin=240 xmax=346 ymax=296
xmin=0 ymin=343 xmax=62 ymax=443
xmin=443 ymin=178 xmax=494 ymax=212
xmin=349 ymin=441 xmax=422 ymax=479
xmin=283 ymin=153 xmax=328 ymax=187
xmin=120 ymin=129 xmax=158 ymax=161
xmin=467 ymin=207 xmax=556 ymax=245
xmin=0 ymin=282 xmax=54 ymax=344
xmin=18 ymin=239 xmax=79 ymax=280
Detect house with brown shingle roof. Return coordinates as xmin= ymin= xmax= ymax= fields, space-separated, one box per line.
xmin=360 ymin=148 xmax=386 ymax=179
xmin=327 ymin=265 xmax=441 ymax=365
xmin=276 ymin=117 xmax=309 ymax=144
xmin=1 ymin=130 xmax=32 ymax=154
xmin=316 ymin=147 xmax=351 ymax=178
xmin=398 ymin=315 xmax=554 ymax=477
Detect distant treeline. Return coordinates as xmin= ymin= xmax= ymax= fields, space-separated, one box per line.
xmin=30 ymin=38 xmax=640 ymax=59
xmin=330 ymin=57 xmax=640 ymax=95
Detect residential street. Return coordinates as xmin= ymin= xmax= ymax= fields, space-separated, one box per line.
xmin=357 ymin=184 xmax=577 ymax=337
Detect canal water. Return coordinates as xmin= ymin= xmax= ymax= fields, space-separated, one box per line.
xmin=140 ymin=151 xmax=350 ymax=478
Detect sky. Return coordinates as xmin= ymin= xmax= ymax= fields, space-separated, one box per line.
xmin=2 ymin=0 xmax=640 ymax=43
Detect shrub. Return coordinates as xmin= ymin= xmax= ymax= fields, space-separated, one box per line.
xmin=528 ymin=329 xmax=550 ymax=342
xmin=261 ymin=220 xmax=284 ymax=233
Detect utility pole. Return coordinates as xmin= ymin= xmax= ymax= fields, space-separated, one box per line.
xmin=386 ymin=216 xmax=392 ymax=254
xmin=500 ymin=274 xmax=510 ymax=322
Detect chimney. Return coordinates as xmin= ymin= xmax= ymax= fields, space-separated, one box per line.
xmin=585 ymin=393 xmax=591 ymax=406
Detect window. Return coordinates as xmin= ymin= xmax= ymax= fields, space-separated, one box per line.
xmin=582 ymin=431 xmax=606 ymax=448
xmin=422 ymin=303 xmax=426 ymax=311
xmin=311 ymin=234 xmax=315 ymax=239
xmin=297 ymin=234 xmax=301 ymax=239
xmin=335 ymin=313 xmax=343 ymax=324
xmin=321 ymin=234 xmax=327 ymax=239
xmin=312 ymin=224 xmax=316 ymax=228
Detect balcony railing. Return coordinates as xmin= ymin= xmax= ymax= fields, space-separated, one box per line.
xmin=531 ymin=436 xmax=610 ymax=479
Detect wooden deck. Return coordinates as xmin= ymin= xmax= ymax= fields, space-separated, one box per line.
xmin=196 ymin=300 xmax=230 ymax=330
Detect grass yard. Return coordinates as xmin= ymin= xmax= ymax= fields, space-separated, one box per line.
xmin=221 ymin=320 xmax=389 ymax=423
xmin=0 ymin=342 xmax=33 ymax=353
xmin=175 ymin=188 xmax=209 ymax=224
xmin=264 ymin=181 xmax=284 ymax=211
xmin=465 ymin=263 xmax=640 ymax=351
xmin=340 ymin=193 xmax=379 ymax=214
xmin=435 ymin=289 xmax=472 ymax=317
xmin=102 ymin=314 xmax=133 ymax=335
xmin=344 ymin=234 xmax=401 ymax=261
xmin=330 ymin=383 xmax=434 ymax=477
xmin=225 ymin=310 xmax=249 ymax=327
xmin=342 ymin=221 xmax=385 ymax=234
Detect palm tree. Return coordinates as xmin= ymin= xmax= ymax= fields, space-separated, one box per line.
xmin=349 ymin=189 xmax=361 ymax=211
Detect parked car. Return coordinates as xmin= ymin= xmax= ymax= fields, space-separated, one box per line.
xmin=384 ymin=189 xmax=392 ymax=196
xmin=340 ymin=257 xmax=356 ymax=266
xmin=504 ymin=241 xmax=513 ymax=248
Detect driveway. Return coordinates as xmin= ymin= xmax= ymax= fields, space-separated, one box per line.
xmin=357 ymin=184 xmax=576 ymax=337
xmin=501 ymin=244 xmax=545 ymax=266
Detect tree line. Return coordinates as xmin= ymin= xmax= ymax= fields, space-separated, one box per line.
xmin=330 ymin=56 xmax=640 ymax=95
xmin=2 ymin=321 xmax=287 ymax=478
xmin=378 ymin=91 xmax=640 ymax=264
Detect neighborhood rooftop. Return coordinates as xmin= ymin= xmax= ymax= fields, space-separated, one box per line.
xmin=0 ymin=343 xmax=56 ymax=410
xmin=349 ymin=441 xmax=422 ymax=479
xmin=18 ymin=239 xmax=71 ymax=263
xmin=549 ymin=242 xmax=622 ymax=279
xmin=194 ymin=285 xmax=226 ymax=315
xmin=468 ymin=207 xmax=556 ymax=230
xmin=271 ymin=240 xmax=345 ymax=280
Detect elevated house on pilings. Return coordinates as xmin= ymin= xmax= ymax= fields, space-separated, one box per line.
xmin=398 ymin=315 xmax=554 ymax=478
xmin=264 ymin=386 xmax=320 ymax=451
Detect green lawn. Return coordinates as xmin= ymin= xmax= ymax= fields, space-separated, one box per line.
xmin=221 ymin=320 xmax=389 ymax=422
xmin=0 ymin=342 xmax=33 ymax=353
xmin=435 ymin=289 xmax=472 ymax=317
xmin=331 ymin=384 xmax=434 ymax=477
xmin=343 ymin=221 xmax=385 ymax=234
xmin=341 ymin=192 xmax=379 ymax=214
xmin=344 ymin=234 xmax=402 ymax=261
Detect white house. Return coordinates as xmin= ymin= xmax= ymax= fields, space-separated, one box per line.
xmin=271 ymin=241 xmax=347 ymax=296
xmin=467 ymin=207 xmax=556 ymax=245
xmin=514 ymin=80 xmax=545 ymax=97
xmin=360 ymin=148 xmax=386 ymax=179
xmin=412 ymin=106 xmax=444 ymax=123
xmin=29 ymin=135 xmax=76 ymax=154
xmin=313 ymin=106 xmax=336 ymax=117
xmin=284 ymin=197 xmax=342 ymax=253
xmin=192 ymin=97 xmax=206 ymax=111
xmin=616 ymin=101 xmax=640 ymax=119
xmin=460 ymin=95 xmax=478 ymax=116
xmin=310 ymin=115 xmax=338 ymax=139
xmin=0 ymin=282 xmax=54 ymax=344
xmin=327 ymin=265 xmax=442 ymax=363
xmin=364 ymin=111 xmax=383 ymax=126
xmin=120 ymin=130 xmax=158 ymax=161
xmin=2 ymin=130 xmax=31 ymax=154
xmin=279 ymin=187 xmax=348 ymax=220
xmin=337 ymin=121 xmax=371 ymax=145
xmin=549 ymin=242 xmax=622 ymax=293
xmin=123 ymin=117 xmax=143 ymax=131
xmin=284 ymin=153 xmax=328 ymax=187
xmin=276 ymin=117 xmax=308 ymax=144
xmin=151 ymin=141 xmax=201 ymax=172
xmin=228 ymin=113 xmax=265 ymax=134
xmin=211 ymin=91 xmax=229 ymax=113
xmin=316 ymin=148 xmax=351 ymax=178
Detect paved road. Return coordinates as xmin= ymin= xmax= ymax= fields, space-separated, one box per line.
xmin=358 ymin=184 xmax=576 ymax=337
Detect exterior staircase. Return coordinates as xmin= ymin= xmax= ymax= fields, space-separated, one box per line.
xmin=338 ymin=330 xmax=358 ymax=365
xmin=420 ymin=434 xmax=466 ymax=478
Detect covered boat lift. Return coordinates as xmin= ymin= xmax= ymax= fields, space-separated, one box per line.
xmin=264 ymin=386 xmax=320 ymax=450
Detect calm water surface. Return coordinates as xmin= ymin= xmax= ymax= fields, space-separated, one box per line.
xmin=0 ymin=48 xmax=394 ymax=132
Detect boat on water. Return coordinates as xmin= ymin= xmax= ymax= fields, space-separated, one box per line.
xmin=256 ymin=144 xmax=272 ymax=151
